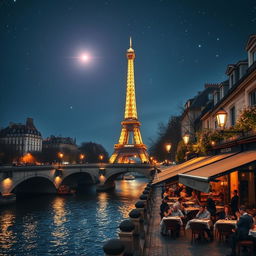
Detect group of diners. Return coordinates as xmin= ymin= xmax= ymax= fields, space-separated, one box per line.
xmin=159 ymin=184 xmax=256 ymax=255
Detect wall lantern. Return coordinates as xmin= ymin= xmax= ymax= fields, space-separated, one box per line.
xmin=165 ymin=143 xmax=172 ymax=153
xmin=183 ymin=133 xmax=190 ymax=145
xmin=216 ymin=108 xmax=228 ymax=129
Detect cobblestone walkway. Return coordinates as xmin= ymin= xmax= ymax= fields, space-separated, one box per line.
xmin=143 ymin=186 xmax=247 ymax=256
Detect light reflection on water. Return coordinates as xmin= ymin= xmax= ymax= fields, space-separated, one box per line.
xmin=0 ymin=178 xmax=147 ymax=256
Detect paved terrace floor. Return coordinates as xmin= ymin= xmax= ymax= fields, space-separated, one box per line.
xmin=143 ymin=186 xmax=251 ymax=256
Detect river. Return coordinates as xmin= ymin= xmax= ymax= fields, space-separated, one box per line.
xmin=0 ymin=178 xmax=147 ymax=256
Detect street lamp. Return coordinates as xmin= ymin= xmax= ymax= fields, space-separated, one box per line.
xmin=183 ymin=133 xmax=190 ymax=145
xmin=165 ymin=143 xmax=172 ymax=164
xmin=216 ymin=108 xmax=228 ymax=129
xmin=99 ymin=154 xmax=104 ymax=162
xmin=58 ymin=152 xmax=64 ymax=167
xmin=80 ymin=154 xmax=85 ymax=163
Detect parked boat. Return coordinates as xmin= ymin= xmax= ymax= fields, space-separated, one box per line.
xmin=0 ymin=193 xmax=16 ymax=206
xmin=123 ymin=174 xmax=135 ymax=180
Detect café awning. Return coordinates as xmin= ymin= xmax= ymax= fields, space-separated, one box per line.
xmin=179 ymin=150 xmax=256 ymax=193
xmin=153 ymin=152 xmax=236 ymax=185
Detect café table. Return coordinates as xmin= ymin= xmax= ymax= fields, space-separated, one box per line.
xmin=160 ymin=216 xmax=183 ymax=235
xmin=183 ymin=201 xmax=197 ymax=207
xmin=214 ymin=219 xmax=237 ymax=241
xmin=185 ymin=218 xmax=212 ymax=230
xmin=249 ymin=227 xmax=256 ymax=238
xmin=162 ymin=216 xmax=183 ymax=225
xmin=184 ymin=207 xmax=200 ymax=214
xmin=214 ymin=219 xmax=237 ymax=229
xmin=168 ymin=197 xmax=179 ymax=202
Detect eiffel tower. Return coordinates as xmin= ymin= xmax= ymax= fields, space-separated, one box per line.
xmin=109 ymin=38 xmax=149 ymax=164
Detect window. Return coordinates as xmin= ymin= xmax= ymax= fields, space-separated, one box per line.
xmin=253 ymin=51 xmax=256 ymax=63
xmin=230 ymin=106 xmax=236 ymax=126
xmin=249 ymin=90 xmax=256 ymax=106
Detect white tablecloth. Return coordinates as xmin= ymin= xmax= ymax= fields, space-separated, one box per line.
xmin=185 ymin=219 xmax=212 ymax=230
xmin=214 ymin=219 xmax=237 ymax=230
xmin=249 ymin=228 xmax=256 ymax=238
xmin=161 ymin=216 xmax=183 ymax=226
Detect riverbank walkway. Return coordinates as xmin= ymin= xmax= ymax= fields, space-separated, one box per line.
xmin=143 ymin=186 xmax=251 ymax=256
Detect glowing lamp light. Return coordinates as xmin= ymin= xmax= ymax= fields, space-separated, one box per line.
xmin=80 ymin=154 xmax=85 ymax=160
xmin=58 ymin=152 xmax=64 ymax=159
xmin=183 ymin=133 xmax=190 ymax=145
xmin=165 ymin=143 xmax=172 ymax=153
xmin=216 ymin=109 xmax=227 ymax=129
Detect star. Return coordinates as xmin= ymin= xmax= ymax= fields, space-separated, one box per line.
xmin=217 ymin=37 xmax=220 ymax=41
xmin=215 ymin=54 xmax=220 ymax=58
xmin=70 ymin=106 xmax=73 ymax=110
xmin=198 ymin=44 xmax=202 ymax=48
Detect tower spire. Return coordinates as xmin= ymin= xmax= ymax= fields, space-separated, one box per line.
xmin=109 ymin=39 xmax=149 ymax=164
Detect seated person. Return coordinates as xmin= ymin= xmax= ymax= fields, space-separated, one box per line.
xmin=206 ymin=194 xmax=216 ymax=216
xmin=160 ymin=197 xmax=169 ymax=218
xmin=217 ymin=205 xmax=233 ymax=220
xmin=226 ymin=205 xmax=254 ymax=256
xmin=190 ymin=190 xmax=200 ymax=206
xmin=195 ymin=205 xmax=213 ymax=240
xmin=173 ymin=197 xmax=185 ymax=212
xmin=164 ymin=206 xmax=184 ymax=218
xmin=196 ymin=205 xmax=211 ymax=219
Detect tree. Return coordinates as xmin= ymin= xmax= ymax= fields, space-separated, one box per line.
xmin=79 ymin=142 xmax=109 ymax=163
xmin=149 ymin=116 xmax=181 ymax=162
xmin=0 ymin=143 xmax=22 ymax=164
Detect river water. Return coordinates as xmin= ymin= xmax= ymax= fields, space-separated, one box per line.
xmin=0 ymin=179 xmax=147 ymax=256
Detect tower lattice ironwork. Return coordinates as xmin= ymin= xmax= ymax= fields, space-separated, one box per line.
xmin=109 ymin=38 xmax=149 ymax=163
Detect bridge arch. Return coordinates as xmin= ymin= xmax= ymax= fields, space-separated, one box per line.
xmin=60 ymin=171 xmax=95 ymax=192
xmin=100 ymin=168 xmax=151 ymax=190
xmin=11 ymin=175 xmax=57 ymax=195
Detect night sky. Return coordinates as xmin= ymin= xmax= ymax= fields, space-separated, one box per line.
xmin=1 ymin=0 xmax=256 ymax=154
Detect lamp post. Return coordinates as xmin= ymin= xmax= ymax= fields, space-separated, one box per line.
xmin=58 ymin=152 xmax=64 ymax=167
xmin=79 ymin=154 xmax=85 ymax=164
xmin=182 ymin=132 xmax=190 ymax=161
xmin=165 ymin=143 xmax=172 ymax=165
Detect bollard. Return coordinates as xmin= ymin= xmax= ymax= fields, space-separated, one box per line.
xmin=129 ymin=209 xmax=141 ymax=235
xmin=135 ymin=200 xmax=145 ymax=220
xmin=129 ymin=209 xmax=143 ymax=255
xmin=103 ymin=239 xmax=125 ymax=256
xmin=119 ymin=220 xmax=135 ymax=255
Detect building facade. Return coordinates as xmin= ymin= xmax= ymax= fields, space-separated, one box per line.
xmin=201 ymin=34 xmax=256 ymax=130
xmin=42 ymin=136 xmax=78 ymax=163
xmin=0 ymin=118 xmax=42 ymax=154
xmin=181 ymin=84 xmax=218 ymax=139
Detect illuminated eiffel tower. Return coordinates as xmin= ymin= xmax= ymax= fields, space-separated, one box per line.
xmin=109 ymin=38 xmax=149 ymax=163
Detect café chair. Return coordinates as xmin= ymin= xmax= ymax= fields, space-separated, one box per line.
xmin=237 ymin=240 xmax=254 ymax=256
xmin=190 ymin=222 xmax=206 ymax=243
xmin=215 ymin=223 xmax=233 ymax=242
xmin=164 ymin=219 xmax=181 ymax=238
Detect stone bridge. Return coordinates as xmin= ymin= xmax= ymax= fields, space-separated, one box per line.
xmin=0 ymin=163 xmax=153 ymax=194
